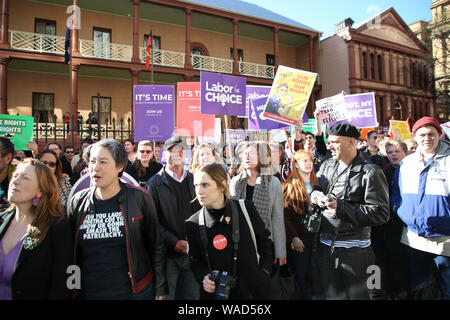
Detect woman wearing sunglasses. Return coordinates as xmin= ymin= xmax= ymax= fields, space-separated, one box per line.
xmin=125 ymin=140 xmax=162 ymax=187
xmin=36 ymin=149 xmax=72 ymax=213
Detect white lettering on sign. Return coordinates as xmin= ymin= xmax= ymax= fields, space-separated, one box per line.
xmin=205 ymin=81 xmax=243 ymax=107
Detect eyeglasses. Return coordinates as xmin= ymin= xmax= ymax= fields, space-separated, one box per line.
xmin=139 ymin=150 xmax=153 ymax=154
xmin=65 ymin=150 xmax=74 ymax=154
xmin=41 ymin=161 xmax=57 ymax=168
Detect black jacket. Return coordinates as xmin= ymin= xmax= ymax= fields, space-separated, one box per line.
xmin=0 ymin=211 xmax=73 ymax=300
xmin=313 ymin=152 xmax=390 ymax=242
xmin=146 ymin=167 xmax=201 ymax=256
xmin=67 ymin=181 xmax=167 ymax=297
xmin=186 ymin=200 xmax=277 ymax=300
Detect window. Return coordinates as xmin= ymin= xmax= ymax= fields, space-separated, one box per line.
xmin=144 ymin=34 xmax=161 ymax=50
xmin=35 ymin=18 xmax=56 ymax=52
xmin=35 ymin=18 xmax=56 ymax=35
xmin=370 ymin=53 xmax=375 ymax=80
xmin=424 ymin=65 xmax=429 ymax=90
xmin=230 ymin=48 xmax=244 ymax=61
xmin=266 ymin=54 xmax=275 ymax=66
xmin=93 ymin=27 xmax=111 ymax=58
xmin=92 ymin=96 xmax=111 ymax=123
xmin=32 ymin=93 xmax=54 ymax=123
xmin=362 ymin=52 xmax=367 ymax=78
xmin=377 ymin=54 xmax=383 ymax=81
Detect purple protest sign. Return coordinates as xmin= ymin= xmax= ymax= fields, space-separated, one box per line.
xmin=133 ymin=85 xmax=175 ymax=142
xmin=331 ymin=92 xmax=377 ymax=128
xmin=243 ymin=85 xmax=271 ymax=118
xmin=224 ymin=129 xmax=247 ymax=147
xmin=249 ymin=96 xmax=289 ymax=131
xmin=200 ymin=71 xmax=246 ymax=116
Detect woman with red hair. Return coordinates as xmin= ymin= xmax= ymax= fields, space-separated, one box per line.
xmin=283 ymin=150 xmax=318 ymax=299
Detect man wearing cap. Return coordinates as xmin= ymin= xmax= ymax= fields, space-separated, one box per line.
xmin=146 ymin=136 xmax=201 ymax=299
xmin=391 ymin=116 xmax=449 ymax=300
xmin=311 ymin=123 xmax=390 ymax=300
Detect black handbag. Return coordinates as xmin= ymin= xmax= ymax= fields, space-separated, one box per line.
xmin=272 ymin=263 xmax=302 ymax=300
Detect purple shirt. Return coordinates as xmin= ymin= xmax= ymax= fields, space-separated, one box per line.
xmin=0 ymin=237 xmax=24 ymax=300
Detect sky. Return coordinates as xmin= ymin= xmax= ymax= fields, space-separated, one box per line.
xmin=242 ymin=0 xmax=433 ymax=38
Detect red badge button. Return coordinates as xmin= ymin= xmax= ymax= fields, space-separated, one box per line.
xmin=213 ymin=234 xmax=228 ymax=250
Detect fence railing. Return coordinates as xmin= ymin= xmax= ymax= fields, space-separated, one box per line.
xmin=33 ymin=115 xmax=133 ymax=148
xmin=239 ymin=61 xmax=275 ymax=79
xmin=10 ymin=30 xmax=66 ymax=55
xmin=80 ymin=39 xmax=133 ymax=62
xmin=139 ymin=47 xmax=185 ymax=68
xmin=191 ymin=54 xmax=233 ymax=74
xmin=10 ymin=30 xmax=276 ymax=79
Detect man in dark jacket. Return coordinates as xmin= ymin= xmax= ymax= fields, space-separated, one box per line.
xmin=311 ymin=123 xmax=390 ymax=300
xmin=146 ymin=136 xmax=201 ymax=300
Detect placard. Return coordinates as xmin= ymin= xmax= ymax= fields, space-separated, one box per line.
xmin=0 ymin=114 xmax=34 ymax=150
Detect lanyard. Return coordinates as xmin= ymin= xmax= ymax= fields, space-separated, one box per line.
xmin=198 ymin=203 xmax=239 ymax=278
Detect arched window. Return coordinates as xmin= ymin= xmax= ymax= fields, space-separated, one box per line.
xmin=191 ymin=47 xmax=204 ymax=56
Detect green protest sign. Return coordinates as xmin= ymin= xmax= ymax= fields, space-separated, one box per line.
xmin=291 ymin=119 xmax=327 ymax=143
xmin=0 ymin=115 xmax=34 ymax=150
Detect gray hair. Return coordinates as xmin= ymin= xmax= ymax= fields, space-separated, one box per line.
xmin=91 ymin=139 xmax=128 ymax=175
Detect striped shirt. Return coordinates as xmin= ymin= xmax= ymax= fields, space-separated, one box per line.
xmin=320 ymin=237 xmax=371 ymax=248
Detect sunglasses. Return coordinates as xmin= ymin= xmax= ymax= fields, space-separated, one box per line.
xmin=139 ymin=150 xmax=153 ymax=154
xmin=65 ymin=150 xmax=74 ymax=154
xmin=41 ymin=160 xmax=57 ymax=168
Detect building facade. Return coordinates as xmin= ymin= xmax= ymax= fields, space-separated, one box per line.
xmin=320 ymin=7 xmax=436 ymax=127
xmin=0 ymin=0 xmax=321 ymax=137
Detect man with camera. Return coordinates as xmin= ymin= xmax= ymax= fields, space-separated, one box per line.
xmin=310 ymin=123 xmax=389 ymax=300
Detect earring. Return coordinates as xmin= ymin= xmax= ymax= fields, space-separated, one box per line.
xmin=32 ymin=193 xmax=41 ymax=206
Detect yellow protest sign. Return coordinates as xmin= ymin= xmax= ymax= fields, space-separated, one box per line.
xmin=389 ymin=120 xmax=411 ymax=141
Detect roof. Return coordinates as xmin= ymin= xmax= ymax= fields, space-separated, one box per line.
xmin=181 ymin=0 xmax=320 ymax=33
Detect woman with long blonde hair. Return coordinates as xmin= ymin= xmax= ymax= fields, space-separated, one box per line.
xmin=283 ymin=149 xmax=318 ymax=299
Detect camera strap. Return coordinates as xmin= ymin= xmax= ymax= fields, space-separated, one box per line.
xmin=199 ymin=202 xmax=239 ymax=278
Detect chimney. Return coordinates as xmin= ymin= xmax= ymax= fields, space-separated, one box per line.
xmin=336 ymin=18 xmax=354 ymax=33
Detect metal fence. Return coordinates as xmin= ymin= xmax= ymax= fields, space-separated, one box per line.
xmin=34 ymin=115 xmax=133 ymax=149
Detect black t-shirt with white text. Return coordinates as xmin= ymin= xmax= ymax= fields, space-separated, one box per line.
xmin=78 ymin=191 xmax=132 ymax=299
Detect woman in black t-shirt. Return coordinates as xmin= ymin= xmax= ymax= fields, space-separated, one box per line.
xmin=68 ymin=139 xmax=167 ymax=300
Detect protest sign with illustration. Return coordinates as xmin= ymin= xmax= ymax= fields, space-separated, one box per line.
xmin=200 ymin=71 xmax=246 ymax=116
xmin=0 ymin=114 xmax=34 ymax=150
xmin=243 ymin=85 xmax=271 ymax=118
xmin=389 ymin=120 xmax=412 ymax=141
xmin=249 ymin=96 xmax=289 ymax=131
xmin=441 ymin=121 xmax=450 ymax=140
xmin=263 ymin=65 xmax=317 ymax=126
xmin=176 ymin=82 xmax=215 ymax=137
xmin=133 ymin=85 xmax=175 ymax=142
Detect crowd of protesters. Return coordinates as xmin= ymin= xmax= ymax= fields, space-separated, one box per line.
xmin=0 ymin=113 xmax=448 ymax=300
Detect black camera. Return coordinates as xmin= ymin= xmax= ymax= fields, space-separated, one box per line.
xmin=304 ymin=204 xmax=323 ymax=233
xmin=210 ymin=271 xmax=236 ymax=300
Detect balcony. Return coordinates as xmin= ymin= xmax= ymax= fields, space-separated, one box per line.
xmin=9 ymin=30 xmax=276 ymax=79
xmin=139 ymin=47 xmax=185 ymax=68
xmin=191 ymin=54 xmax=233 ymax=74
xmin=10 ymin=30 xmax=66 ymax=55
